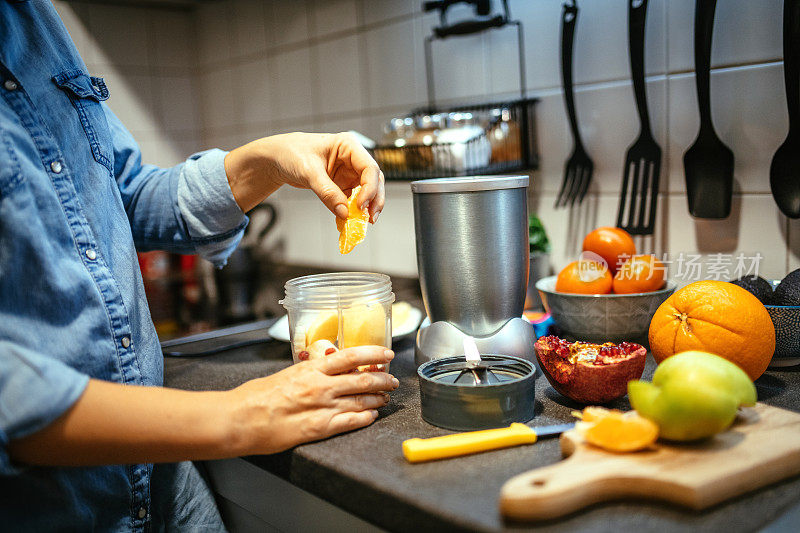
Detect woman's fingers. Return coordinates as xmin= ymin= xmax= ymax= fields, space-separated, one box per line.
xmin=318 ymin=346 xmax=394 ymax=375
xmin=326 ymin=410 xmax=379 ymax=436
xmin=308 ymin=166 xmax=350 ymax=219
xmin=329 ymin=133 xmax=384 ymax=212
xmin=329 ymin=370 xmax=398 ymax=397
xmin=336 ymin=393 xmax=390 ymax=412
xmin=366 ymin=169 xmax=385 ymax=223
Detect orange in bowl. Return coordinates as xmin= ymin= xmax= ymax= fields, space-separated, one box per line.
xmin=613 ymin=254 xmax=666 ymax=294
xmin=555 ymin=259 xmax=613 ymax=295
xmin=582 ymin=227 xmax=636 ymax=273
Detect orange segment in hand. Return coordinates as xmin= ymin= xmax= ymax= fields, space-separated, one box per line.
xmin=337 ymin=185 xmax=369 ymax=254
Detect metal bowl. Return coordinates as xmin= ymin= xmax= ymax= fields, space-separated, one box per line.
xmin=535 ymin=276 xmax=676 ymax=345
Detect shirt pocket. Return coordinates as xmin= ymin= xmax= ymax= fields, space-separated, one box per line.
xmin=52 ymin=69 xmax=113 ymax=174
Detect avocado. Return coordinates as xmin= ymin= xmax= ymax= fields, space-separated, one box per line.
xmin=773 ymin=268 xmax=800 ymax=306
xmin=729 ymin=275 xmax=774 ymax=305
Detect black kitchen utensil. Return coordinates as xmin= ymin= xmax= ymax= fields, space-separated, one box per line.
xmin=555 ymin=1 xmax=593 ymax=208
xmin=683 ymin=0 xmax=734 ymax=219
xmin=617 ymin=0 xmax=662 ymax=235
xmin=160 ymin=319 xmax=274 ymax=356
xmin=770 ymin=0 xmax=800 ymax=219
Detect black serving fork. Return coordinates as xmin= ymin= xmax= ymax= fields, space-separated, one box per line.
xmin=617 ymin=0 xmax=662 ymax=234
xmin=555 ymin=1 xmax=593 ymax=207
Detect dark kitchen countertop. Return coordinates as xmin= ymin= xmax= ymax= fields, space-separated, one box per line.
xmin=163 ymin=276 xmax=800 ymax=532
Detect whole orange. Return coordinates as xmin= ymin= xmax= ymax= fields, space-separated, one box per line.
xmin=555 ymin=260 xmax=613 ymax=294
xmin=648 ymin=280 xmax=775 ymax=380
xmin=582 ymin=227 xmax=636 ymax=273
xmin=613 ymin=255 xmax=666 ymax=294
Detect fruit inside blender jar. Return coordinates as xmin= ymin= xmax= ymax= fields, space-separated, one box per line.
xmin=295 ymin=303 xmax=388 ymax=371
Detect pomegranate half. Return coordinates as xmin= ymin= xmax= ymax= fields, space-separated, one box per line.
xmin=535 ymin=335 xmax=646 ymax=404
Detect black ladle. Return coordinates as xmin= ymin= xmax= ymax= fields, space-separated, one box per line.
xmin=770 ymin=0 xmax=800 ymax=219
xmin=683 ymin=0 xmax=734 ymax=219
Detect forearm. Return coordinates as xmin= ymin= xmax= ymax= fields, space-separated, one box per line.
xmin=8 ymin=379 xmax=242 ymax=467
xmin=224 ymin=136 xmax=284 ymax=213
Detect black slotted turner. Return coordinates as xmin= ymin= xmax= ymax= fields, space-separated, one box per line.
xmin=683 ymin=0 xmax=734 ymax=219
xmin=617 ymin=0 xmax=662 ymax=235
xmin=770 ymin=0 xmax=800 ymax=219
xmin=555 ymin=1 xmax=593 ymax=208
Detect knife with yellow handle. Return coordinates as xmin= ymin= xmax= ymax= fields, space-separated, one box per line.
xmin=402 ymin=422 xmax=576 ymax=463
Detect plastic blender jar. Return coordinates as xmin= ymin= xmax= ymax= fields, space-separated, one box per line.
xmin=280 ymin=273 xmax=394 ymax=370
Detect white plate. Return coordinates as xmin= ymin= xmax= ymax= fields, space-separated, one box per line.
xmin=268 ymin=305 xmax=424 ymax=343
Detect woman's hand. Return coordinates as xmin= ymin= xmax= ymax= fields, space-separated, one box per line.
xmin=224 ymin=132 xmax=385 ymax=223
xmin=226 ymin=346 xmax=398 ymax=455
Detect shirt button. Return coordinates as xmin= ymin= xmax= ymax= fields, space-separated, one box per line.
xmin=137 ymin=507 xmax=147 ymax=519
xmin=50 ymin=160 xmax=63 ymax=174
xmin=4 ymin=79 xmax=17 ymax=91
xmin=122 ymin=336 xmax=131 ymax=349
xmin=85 ymin=248 xmax=97 ymax=260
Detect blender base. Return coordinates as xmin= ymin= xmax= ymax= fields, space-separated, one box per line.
xmin=414 ymin=317 xmax=537 ymax=367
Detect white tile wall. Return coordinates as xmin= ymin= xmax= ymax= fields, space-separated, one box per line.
xmin=315 ymin=35 xmax=365 ymax=114
xmin=57 ymin=0 xmax=798 ymax=279
xmin=272 ymin=47 xmax=315 ymax=121
xmin=150 ymin=11 xmax=194 ymax=71
xmin=311 ymin=0 xmax=359 ymax=37
xmin=87 ymin=5 xmax=150 ymax=68
xmin=360 ymin=0 xmax=415 ymax=26
xmin=196 ymin=1 xmax=232 ymax=66
xmin=364 ymin=18 xmax=420 ymax=109
xmin=271 ymin=0 xmax=311 ymax=47
xmin=235 ymin=58 xmax=274 ymax=126
xmin=157 ymin=75 xmax=199 ymax=133
xmin=231 ymin=0 xmax=269 ymax=59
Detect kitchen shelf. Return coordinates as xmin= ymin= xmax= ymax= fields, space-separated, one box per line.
xmin=372 ymin=97 xmax=539 ymax=181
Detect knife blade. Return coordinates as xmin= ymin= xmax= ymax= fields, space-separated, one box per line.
xmin=402 ymin=422 xmax=576 ymax=463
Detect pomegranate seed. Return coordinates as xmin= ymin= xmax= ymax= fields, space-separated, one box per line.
xmin=298 ymin=350 xmax=310 ymax=361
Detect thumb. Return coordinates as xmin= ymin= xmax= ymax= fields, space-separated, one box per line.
xmin=309 ymin=170 xmax=349 ymax=219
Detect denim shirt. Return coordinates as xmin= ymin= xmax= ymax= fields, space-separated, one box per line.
xmin=0 ymin=1 xmax=247 ymax=530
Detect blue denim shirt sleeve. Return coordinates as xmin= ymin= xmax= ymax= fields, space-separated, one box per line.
xmin=105 ymin=104 xmax=248 ymax=267
xmin=0 ymin=342 xmax=90 ymax=475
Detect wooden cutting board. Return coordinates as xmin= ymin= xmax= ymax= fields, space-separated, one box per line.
xmin=500 ymin=403 xmax=800 ymax=521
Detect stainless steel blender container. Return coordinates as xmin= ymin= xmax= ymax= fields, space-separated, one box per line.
xmin=411 ymin=176 xmax=536 ymax=365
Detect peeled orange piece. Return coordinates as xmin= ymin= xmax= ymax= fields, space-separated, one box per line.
xmin=575 ymin=407 xmax=658 ymax=452
xmin=341 ymin=303 xmax=387 ymax=349
xmin=337 ymin=185 xmax=369 ymax=254
xmin=305 ymin=310 xmax=339 ymax=347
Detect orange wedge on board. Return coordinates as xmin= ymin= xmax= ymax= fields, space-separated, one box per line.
xmin=574 ymin=406 xmax=658 ymax=452
xmin=337 ymin=185 xmax=369 ymax=254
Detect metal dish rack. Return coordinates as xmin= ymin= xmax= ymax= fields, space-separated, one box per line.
xmin=373 ymin=0 xmax=539 ymax=180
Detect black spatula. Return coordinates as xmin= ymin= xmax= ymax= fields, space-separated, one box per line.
xmin=683 ymin=0 xmax=734 ymax=219
xmin=770 ymin=0 xmax=800 ymax=219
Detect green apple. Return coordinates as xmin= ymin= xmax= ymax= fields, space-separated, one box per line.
xmin=628 ymin=351 xmax=757 ymax=441
xmin=653 ymin=351 xmax=757 ymax=406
